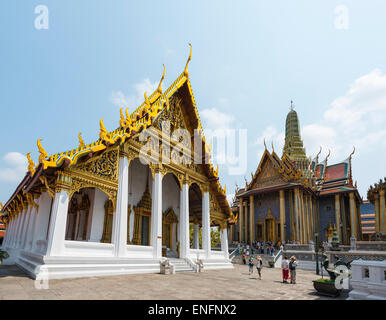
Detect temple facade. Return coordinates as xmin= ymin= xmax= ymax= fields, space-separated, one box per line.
xmin=230 ymin=107 xmax=363 ymax=245
xmin=367 ymin=179 xmax=386 ymax=237
xmin=0 ymin=49 xmax=235 ymax=279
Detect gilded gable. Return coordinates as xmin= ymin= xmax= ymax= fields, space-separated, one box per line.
xmin=250 ymin=156 xmax=285 ymax=189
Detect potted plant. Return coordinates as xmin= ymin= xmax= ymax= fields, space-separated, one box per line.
xmin=0 ymin=249 xmax=9 ymax=265
xmin=313 ymin=278 xmax=342 ymax=297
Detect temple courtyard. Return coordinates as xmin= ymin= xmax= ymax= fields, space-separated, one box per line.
xmin=0 ymin=264 xmax=348 ymax=300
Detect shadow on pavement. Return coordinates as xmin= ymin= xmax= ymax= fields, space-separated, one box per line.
xmin=0 ymin=265 xmax=29 ymax=279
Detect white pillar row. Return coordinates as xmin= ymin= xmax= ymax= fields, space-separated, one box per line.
xmin=14 ymin=212 xmax=24 ymax=248
xmin=31 ymin=192 xmax=53 ymax=253
xmin=202 ymin=191 xmax=211 ymax=259
xmin=46 ymin=190 xmax=70 ymax=256
xmin=220 ymin=227 xmax=229 ymax=259
xmin=112 ymin=156 xmax=129 ymax=257
xmin=150 ymin=171 xmax=162 ymax=259
xmin=193 ymin=224 xmax=200 ymax=249
xmin=179 ymin=183 xmax=189 ymax=258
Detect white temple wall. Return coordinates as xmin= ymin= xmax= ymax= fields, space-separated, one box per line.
xmin=88 ymin=189 xmax=108 ymax=242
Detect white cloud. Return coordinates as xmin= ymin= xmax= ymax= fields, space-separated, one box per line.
xmin=0 ymin=152 xmax=27 ymax=183
xmin=111 ymin=78 xmax=158 ymax=110
xmin=201 ymin=108 xmax=235 ymax=132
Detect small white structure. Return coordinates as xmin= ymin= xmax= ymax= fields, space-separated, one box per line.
xmin=0 ymin=55 xmax=235 ymax=279
xmin=348 ymin=260 xmax=386 ymax=300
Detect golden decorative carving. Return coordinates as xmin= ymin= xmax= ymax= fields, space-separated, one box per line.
xmin=78 ymin=133 xmax=86 ymax=149
xmin=133 ymin=181 xmax=152 ymax=245
xmin=27 ymin=152 xmax=36 ymax=176
xmin=101 ymin=199 xmax=114 ymax=243
xmin=37 ymin=139 xmax=48 ymax=163
xmin=184 ymin=43 xmax=192 ymax=77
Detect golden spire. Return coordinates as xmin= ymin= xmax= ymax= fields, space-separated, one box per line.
xmin=157 ymin=64 xmax=165 ymax=94
xmin=119 ymin=108 xmax=126 ymax=128
xmin=26 ymin=152 xmax=36 ymax=175
xmin=78 ymin=133 xmax=86 ymax=148
xmin=37 ymin=139 xmax=48 ymax=163
xmin=184 ymin=43 xmax=192 ymax=77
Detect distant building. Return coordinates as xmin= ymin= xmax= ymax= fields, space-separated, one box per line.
xmin=360 ymin=201 xmax=376 ymax=240
xmin=230 ymin=105 xmax=363 ymax=244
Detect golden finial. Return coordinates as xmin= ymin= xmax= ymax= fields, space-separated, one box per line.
xmin=215 ymin=164 xmax=219 ymax=176
xmin=119 ymin=108 xmax=126 ymax=128
xmin=264 ymin=138 xmax=267 ymax=150
xmin=99 ymin=118 xmax=108 ymax=140
xmin=271 ymin=141 xmax=275 ymax=152
xmin=78 ymin=133 xmax=86 ymax=149
xmin=157 ymin=64 xmax=165 ymax=94
xmin=184 ymin=43 xmax=192 ymax=77
xmin=0 ymin=202 xmax=3 ymax=211
xmin=316 ymin=146 xmax=322 ymax=159
xmin=37 ymin=139 xmax=48 ymax=163
xmin=26 ymin=152 xmax=35 ymax=175
xmin=224 ymin=185 xmax=227 ymax=193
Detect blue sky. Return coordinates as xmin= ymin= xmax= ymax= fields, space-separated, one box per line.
xmin=0 ymin=1 xmax=386 ymax=204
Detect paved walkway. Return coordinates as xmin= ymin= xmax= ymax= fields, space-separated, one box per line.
xmin=0 ymin=264 xmax=348 ymax=300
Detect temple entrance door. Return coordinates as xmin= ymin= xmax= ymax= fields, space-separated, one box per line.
xmin=162 ymin=222 xmax=172 ymax=257
xmin=141 ymin=215 xmax=150 ymax=245
xmin=265 ymin=219 xmax=275 ymax=242
xmin=264 ymin=208 xmax=276 ymax=243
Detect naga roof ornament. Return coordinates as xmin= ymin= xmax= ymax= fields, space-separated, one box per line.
xmin=37 ymin=139 xmax=48 ymax=163
xmin=26 ymin=152 xmax=36 ymax=176
xmin=157 ymin=64 xmax=165 ymax=95
xmin=78 ymin=133 xmax=86 ymax=149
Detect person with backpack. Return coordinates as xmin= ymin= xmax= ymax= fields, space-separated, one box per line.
xmin=248 ymin=255 xmax=255 ymax=275
xmin=289 ymin=256 xmax=298 ymax=284
xmin=256 ymin=256 xmax=263 ymax=280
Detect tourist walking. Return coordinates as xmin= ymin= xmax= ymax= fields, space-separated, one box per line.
xmin=281 ymin=256 xmax=290 ymax=283
xmin=289 ymin=256 xmax=298 ymax=284
xmin=248 ymin=255 xmax=255 ymax=275
xmin=256 ymin=256 xmax=263 ymax=280
xmin=242 ymin=253 xmax=246 ymax=265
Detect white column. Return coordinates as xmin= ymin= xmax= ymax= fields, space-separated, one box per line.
xmin=46 ymin=190 xmax=70 ymax=256
xmin=31 ymin=192 xmax=52 ymax=252
xmin=112 ymin=157 xmax=129 ymax=257
xmin=151 ymin=172 xmax=162 ymax=259
xmin=11 ymin=214 xmax=21 ymax=247
xmin=202 ymin=191 xmax=211 ymax=259
xmin=3 ymin=219 xmax=13 ymax=247
xmin=16 ymin=208 xmax=28 ymax=248
xmin=221 ymin=227 xmax=229 ymax=259
xmin=21 ymin=206 xmax=33 ymax=249
xmin=179 ymin=183 xmax=189 ymax=258
xmin=193 ymin=224 xmax=200 ymax=249
xmin=9 ymin=216 xmax=18 ymax=247
xmin=24 ymin=203 xmax=38 ymax=251
xmin=88 ymin=189 xmax=108 ymax=242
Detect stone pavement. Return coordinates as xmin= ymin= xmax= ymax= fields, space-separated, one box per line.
xmin=0 ymin=264 xmax=348 ymax=300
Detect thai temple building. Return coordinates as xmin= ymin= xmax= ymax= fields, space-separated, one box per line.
xmin=230 ymin=105 xmax=363 ymax=245
xmin=0 ymin=47 xmax=235 ymax=279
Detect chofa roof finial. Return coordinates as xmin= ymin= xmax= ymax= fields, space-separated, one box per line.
xmin=264 ymin=138 xmax=267 ymax=150
xmin=349 ymin=146 xmax=355 ymax=159
xmin=37 ymin=139 xmax=48 ymax=163
xmin=157 ymin=64 xmax=165 ymax=94
xmin=184 ymin=43 xmax=192 ymax=77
